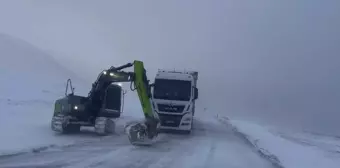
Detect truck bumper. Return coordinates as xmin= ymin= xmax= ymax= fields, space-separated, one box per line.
xmin=157 ymin=113 xmax=193 ymax=131
xmin=159 ymin=123 xmax=192 ymax=131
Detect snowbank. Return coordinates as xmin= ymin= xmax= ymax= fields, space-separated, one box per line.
xmin=218 ymin=116 xmax=340 ymax=168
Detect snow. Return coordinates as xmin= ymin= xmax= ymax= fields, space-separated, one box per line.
xmin=0 ymin=33 xmax=93 ymax=155
xmin=220 ymin=116 xmax=340 ymax=168
xmin=0 ymin=116 xmax=274 ymax=168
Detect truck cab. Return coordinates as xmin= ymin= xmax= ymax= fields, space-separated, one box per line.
xmin=151 ymin=70 xmax=198 ymax=133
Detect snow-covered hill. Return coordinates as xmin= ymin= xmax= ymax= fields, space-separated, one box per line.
xmin=0 ymin=33 xmax=88 ymax=100
xmin=0 ymin=34 xmax=91 ymax=155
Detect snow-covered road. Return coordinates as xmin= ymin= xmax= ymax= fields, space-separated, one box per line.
xmin=0 ymin=118 xmax=275 ymax=168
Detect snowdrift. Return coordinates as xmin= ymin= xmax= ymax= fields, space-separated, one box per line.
xmin=0 ymin=34 xmax=91 ymax=155
xmin=217 ymin=116 xmax=340 ymax=168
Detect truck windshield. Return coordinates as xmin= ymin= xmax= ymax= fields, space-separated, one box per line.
xmin=153 ymin=79 xmax=192 ymax=101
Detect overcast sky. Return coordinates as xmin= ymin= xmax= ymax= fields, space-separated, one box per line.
xmin=0 ymin=0 xmax=339 ymax=135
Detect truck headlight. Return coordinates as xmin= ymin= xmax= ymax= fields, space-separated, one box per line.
xmin=103 ymin=71 xmax=107 ymax=75
xmin=110 ymin=72 xmax=114 ymax=76
xmin=74 ymin=105 xmax=79 ymax=110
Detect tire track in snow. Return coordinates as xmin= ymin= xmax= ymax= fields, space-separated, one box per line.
xmin=0 ymin=117 xmax=276 ymax=168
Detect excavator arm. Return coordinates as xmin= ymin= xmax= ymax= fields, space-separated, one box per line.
xmin=88 ymin=60 xmax=159 ymax=144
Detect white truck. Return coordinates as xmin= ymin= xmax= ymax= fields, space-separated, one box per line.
xmin=151 ymin=69 xmax=198 ymax=134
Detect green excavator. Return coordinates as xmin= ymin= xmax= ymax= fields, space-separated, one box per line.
xmin=51 ymin=60 xmax=160 ymax=145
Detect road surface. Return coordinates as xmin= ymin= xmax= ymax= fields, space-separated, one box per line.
xmin=0 ymin=117 xmax=275 ymax=168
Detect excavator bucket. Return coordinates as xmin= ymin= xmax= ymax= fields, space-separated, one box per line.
xmin=123 ymin=61 xmax=160 ymax=146
xmin=125 ymin=122 xmax=153 ymax=146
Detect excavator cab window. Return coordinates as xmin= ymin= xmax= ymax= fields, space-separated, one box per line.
xmin=103 ymin=84 xmax=122 ymax=111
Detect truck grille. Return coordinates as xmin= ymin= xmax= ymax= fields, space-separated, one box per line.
xmin=157 ymin=104 xmax=185 ymax=113
xmin=157 ymin=113 xmax=183 ymax=127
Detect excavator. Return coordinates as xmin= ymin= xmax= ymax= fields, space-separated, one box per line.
xmin=51 ymin=60 xmax=160 ymax=145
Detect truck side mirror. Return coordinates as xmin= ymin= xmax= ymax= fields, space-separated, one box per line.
xmin=194 ymin=87 xmax=198 ymax=100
